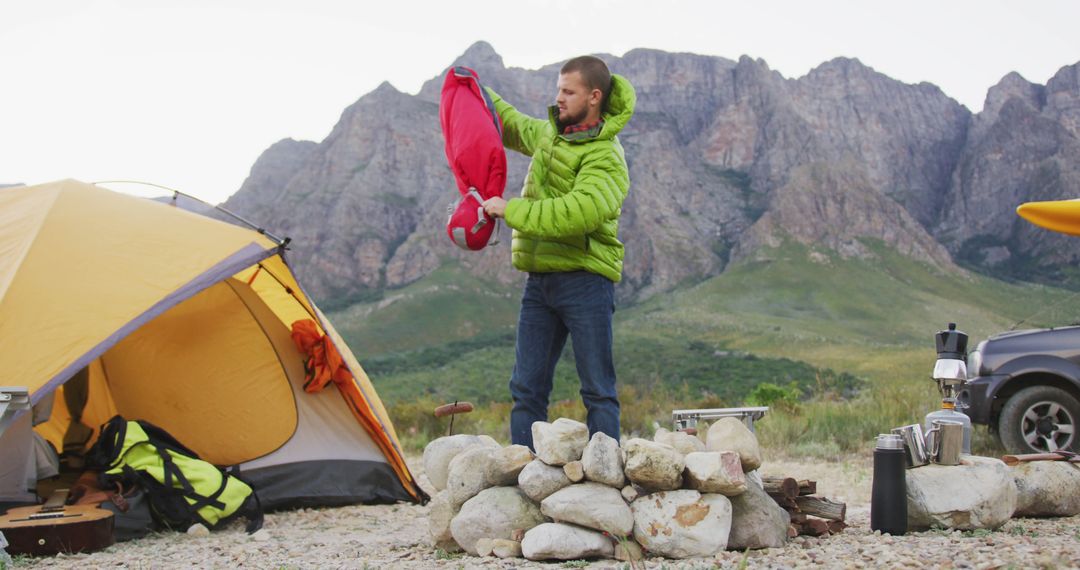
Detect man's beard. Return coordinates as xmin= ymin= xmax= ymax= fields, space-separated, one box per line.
xmin=558 ymin=105 xmax=589 ymax=130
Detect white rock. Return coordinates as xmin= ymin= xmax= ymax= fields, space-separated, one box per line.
xmin=186 ymin=523 xmax=210 ymax=537
xmin=706 ymin=418 xmax=762 ymax=472
xmin=655 ymin=428 xmax=706 ymax=455
xmin=563 ymin=460 xmax=585 ymax=483
xmin=582 ymin=431 xmax=625 ymax=488
xmin=906 ymin=455 xmax=1017 ymax=530
xmin=532 ymin=418 xmax=590 ymax=466
xmin=487 ymin=445 xmax=535 ymax=486
xmin=521 ymin=522 xmax=614 ymax=561
xmin=727 ymin=479 xmax=790 ymax=550
xmin=621 ymin=485 xmax=639 ymax=503
xmin=623 ymin=438 xmax=684 ymax=491
xmin=450 ymin=487 xmax=546 ymax=555
xmin=541 ymin=482 xmax=634 ymax=536
xmin=446 ymin=446 xmax=498 ymax=509
xmin=1012 ymin=461 xmax=1080 ymax=517
xmin=518 ymin=459 xmax=573 ymax=502
xmin=491 ymin=538 xmax=523 ymax=558
xmin=428 ymin=491 xmax=461 ymax=552
xmin=474 ymin=537 xmax=494 ymax=557
xmin=631 ymin=490 xmax=733 ymax=558
xmin=423 ymin=434 xmax=500 ymax=491
xmin=684 ymin=451 xmax=747 ymax=496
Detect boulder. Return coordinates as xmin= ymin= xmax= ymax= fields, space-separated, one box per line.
xmin=621 ymin=485 xmax=640 ymax=503
xmin=654 ymin=428 xmax=706 ymax=455
xmin=450 ymin=487 xmax=546 ymax=555
xmin=727 ymin=479 xmax=790 ymax=549
xmin=745 ymin=469 xmax=763 ymax=489
xmin=518 ymin=459 xmax=573 ymax=502
xmin=446 ymin=446 xmax=498 ymax=508
xmin=541 ymin=482 xmax=635 ymax=536
xmin=623 ymin=438 xmax=684 ymax=491
xmin=422 ymin=434 xmax=499 ymax=491
xmin=1012 ymin=461 xmax=1080 ymax=517
xmin=706 ymin=418 xmax=762 ymax=472
xmin=533 ymin=418 xmax=590 ymax=466
xmin=631 ymin=490 xmax=733 ymax=558
xmin=427 ymin=491 xmax=461 ymax=552
xmin=582 ymin=431 xmax=626 ymax=488
xmin=906 ymin=456 xmax=1017 ymax=530
xmin=491 ymin=538 xmax=523 ymax=558
xmin=487 ymin=445 xmax=535 ymax=486
xmin=684 ymin=451 xmax=747 ymax=496
xmin=521 ymin=522 xmax=614 ymax=561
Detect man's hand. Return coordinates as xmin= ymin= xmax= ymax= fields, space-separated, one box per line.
xmin=482 ymin=197 xmax=508 ymax=218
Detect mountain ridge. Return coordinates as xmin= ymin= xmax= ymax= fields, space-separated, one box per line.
xmin=222 ymin=42 xmax=1080 ymax=303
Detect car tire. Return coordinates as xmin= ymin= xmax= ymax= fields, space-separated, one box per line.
xmin=998 ymin=385 xmax=1080 ymax=454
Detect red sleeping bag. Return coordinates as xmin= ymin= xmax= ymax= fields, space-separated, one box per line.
xmin=439 ymin=66 xmax=507 ymax=250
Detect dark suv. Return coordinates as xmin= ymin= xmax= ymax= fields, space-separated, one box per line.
xmin=960 ymin=326 xmax=1080 ymax=453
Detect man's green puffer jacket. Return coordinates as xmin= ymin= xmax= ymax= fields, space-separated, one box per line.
xmin=487 ymin=74 xmax=636 ymax=282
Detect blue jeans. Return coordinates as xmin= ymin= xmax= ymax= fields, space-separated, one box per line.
xmin=510 ymin=271 xmax=620 ymax=449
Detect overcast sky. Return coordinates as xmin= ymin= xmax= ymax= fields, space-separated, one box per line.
xmin=2 ymin=1 xmax=1078 ymax=204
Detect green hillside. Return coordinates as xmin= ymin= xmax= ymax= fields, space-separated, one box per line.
xmin=329 ymin=240 xmax=1079 ymax=452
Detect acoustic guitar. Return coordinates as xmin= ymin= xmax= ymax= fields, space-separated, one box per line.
xmin=0 ymin=489 xmax=114 ymax=556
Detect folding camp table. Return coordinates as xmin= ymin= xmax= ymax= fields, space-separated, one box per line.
xmin=672 ymin=406 xmax=769 ymax=433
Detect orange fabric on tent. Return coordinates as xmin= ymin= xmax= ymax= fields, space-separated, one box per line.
xmin=291 ymin=319 xmax=353 ymax=393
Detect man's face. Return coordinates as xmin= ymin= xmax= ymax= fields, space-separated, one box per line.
xmin=556 ymin=71 xmax=599 ymax=126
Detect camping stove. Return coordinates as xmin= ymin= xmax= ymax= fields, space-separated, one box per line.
xmin=932 ymin=323 xmax=969 ymax=401
xmin=672 ymin=406 xmax=769 ymax=433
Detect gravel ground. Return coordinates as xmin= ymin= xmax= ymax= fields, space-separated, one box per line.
xmin=9 ymin=453 xmax=1080 ymax=569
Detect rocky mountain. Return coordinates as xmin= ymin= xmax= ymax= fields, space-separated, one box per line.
xmin=938 ymin=65 xmax=1080 ymax=275
xmin=222 ymin=42 xmax=1080 ymax=303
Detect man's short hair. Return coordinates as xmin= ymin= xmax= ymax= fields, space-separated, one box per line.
xmin=561 ymin=55 xmax=612 ymax=110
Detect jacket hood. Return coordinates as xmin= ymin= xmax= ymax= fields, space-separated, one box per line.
xmin=598 ymin=74 xmax=635 ymax=139
xmin=548 ymin=74 xmax=636 ymax=142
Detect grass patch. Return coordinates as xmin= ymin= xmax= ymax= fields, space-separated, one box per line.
xmin=338 ymin=241 xmax=1076 ymax=454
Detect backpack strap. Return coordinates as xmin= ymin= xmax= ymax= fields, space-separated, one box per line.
xmin=136 ymin=419 xmax=201 ymax=459
xmin=86 ymin=415 xmax=128 ymax=472
xmin=468 ymin=189 xmax=488 ymax=234
xmin=154 ymin=445 xmax=227 ymax=511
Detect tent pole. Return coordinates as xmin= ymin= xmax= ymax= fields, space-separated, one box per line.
xmin=91 ymin=180 xmax=291 ymax=246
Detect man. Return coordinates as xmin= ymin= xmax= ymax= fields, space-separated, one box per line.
xmin=481 ymin=56 xmax=636 ymax=449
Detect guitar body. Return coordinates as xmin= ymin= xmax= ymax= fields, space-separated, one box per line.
xmin=0 ymin=504 xmax=114 ymax=556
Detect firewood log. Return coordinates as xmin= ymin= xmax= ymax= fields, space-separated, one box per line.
xmin=762 ymin=476 xmax=799 ymax=499
xmin=797 ymin=518 xmax=830 ymax=537
xmin=794 ymin=496 xmax=846 ymax=522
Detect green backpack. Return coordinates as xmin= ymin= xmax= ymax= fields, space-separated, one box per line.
xmin=86 ymin=416 xmax=263 ymax=533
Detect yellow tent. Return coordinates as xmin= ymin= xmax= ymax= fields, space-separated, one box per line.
xmin=0 ymin=179 xmax=425 ymax=507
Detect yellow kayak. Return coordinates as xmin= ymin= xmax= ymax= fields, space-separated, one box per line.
xmin=1017 ymin=199 xmax=1080 ymax=236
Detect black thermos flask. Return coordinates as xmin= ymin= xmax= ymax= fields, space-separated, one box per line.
xmin=870 ymin=433 xmax=907 ymax=535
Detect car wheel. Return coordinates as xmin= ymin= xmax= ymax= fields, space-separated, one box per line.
xmin=998 ymin=385 xmax=1080 ymax=454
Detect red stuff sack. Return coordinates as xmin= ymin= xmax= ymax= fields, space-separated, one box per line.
xmin=439 ymin=66 xmax=507 ymax=250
